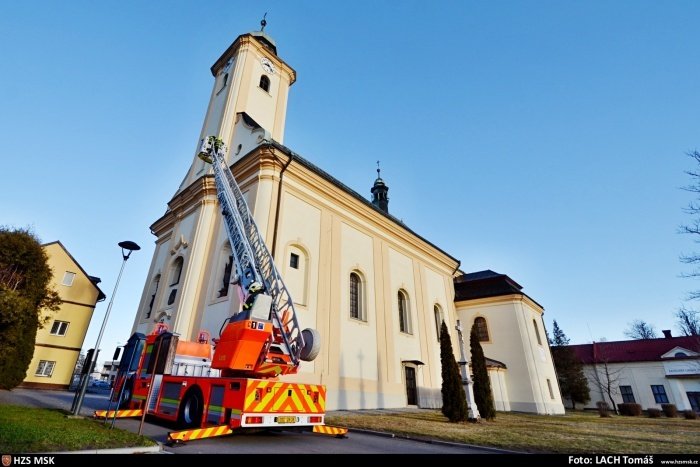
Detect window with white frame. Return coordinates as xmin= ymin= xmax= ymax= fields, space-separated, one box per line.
xmin=35 ymin=360 xmax=55 ymax=377
xmin=62 ymin=271 xmax=76 ymax=286
xmin=651 ymin=385 xmax=669 ymax=404
xmin=145 ymin=274 xmax=160 ymax=319
xmin=398 ymin=290 xmax=412 ymax=334
xmin=49 ymin=320 xmax=69 ymax=336
xmin=620 ymin=385 xmax=635 ymax=403
xmin=349 ymin=272 xmax=365 ymax=321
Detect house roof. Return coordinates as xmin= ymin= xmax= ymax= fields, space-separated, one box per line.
xmin=453 ymin=269 xmax=542 ymax=308
xmin=563 ymin=336 xmax=700 ymax=364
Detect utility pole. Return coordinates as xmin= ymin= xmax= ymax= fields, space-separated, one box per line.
xmin=455 ymin=319 xmax=480 ymax=420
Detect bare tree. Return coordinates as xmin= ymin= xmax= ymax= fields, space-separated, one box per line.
xmin=680 ymin=150 xmax=700 ymax=300
xmin=676 ymin=306 xmax=700 ymax=336
xmin=624 ymin=320 xmax=657 ymax=340
xmin=587 ymin=348 xmax=624 ymax=415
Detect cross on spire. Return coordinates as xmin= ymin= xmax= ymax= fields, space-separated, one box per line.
xmin=260 ymin=12 xmax=267 ymax=31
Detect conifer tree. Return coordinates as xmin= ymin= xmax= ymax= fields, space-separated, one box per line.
xmin=550 ymin=320 xmax=590 ymax=409
xmin=439 ymin=321 xmax=468 ymax=422
xmin=470 ymin=322 xmax=496 ymax=419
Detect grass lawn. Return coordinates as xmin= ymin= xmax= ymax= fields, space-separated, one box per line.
xmin=326 ymin=409 xmax=700 ymax=454
xmin=0 ymin=405 xmax=157 ymax=453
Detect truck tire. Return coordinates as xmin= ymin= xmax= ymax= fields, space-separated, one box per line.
xmin=178 ymin=388 xmax=204 ymax=429
xmin=118 ymin=379 xmax=133 ymax=409
xmin=300 ymin=328 xmax=321 ymax=362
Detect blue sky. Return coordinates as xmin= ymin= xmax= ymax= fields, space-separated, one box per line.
xmin=1 ymin=1 xmax=698 ymax=366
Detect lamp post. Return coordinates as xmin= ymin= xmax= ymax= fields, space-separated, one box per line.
xmin=72 ymin=241 xmax=140 ymax=416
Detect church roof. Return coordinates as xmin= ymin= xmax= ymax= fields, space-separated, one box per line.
xmin=453 ymin=269 xmax=542 ymax=308
xmin=564 ymin=336 xmax=700 ymax=364
xmin=263 ymin=140 xmax=460 ymax=266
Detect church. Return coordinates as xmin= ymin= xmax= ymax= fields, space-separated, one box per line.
xmin=129 ymin=26 xmax=564 ymax=415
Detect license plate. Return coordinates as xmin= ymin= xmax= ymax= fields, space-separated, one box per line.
xmin=276 ymin=416 xmax=297 ymax=424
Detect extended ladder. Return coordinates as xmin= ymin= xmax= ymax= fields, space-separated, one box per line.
xmin=198 ymin=137 xmax=303 ymax=364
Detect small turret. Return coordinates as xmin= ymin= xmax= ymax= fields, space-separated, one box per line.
xmin=371 ymin=161 xmax=389 ymax=213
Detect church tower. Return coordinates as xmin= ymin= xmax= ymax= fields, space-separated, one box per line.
xmin=178 ymin=25 xmax=296 ymax=192
xmin=132 ymin=24 xmax=296 ymax=340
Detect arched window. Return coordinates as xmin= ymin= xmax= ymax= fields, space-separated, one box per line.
xmin=474 ymin=317 xmax=489 ymax=342
xmin=167 ymin=257 xmax=184 ymax=306
xmin=434 ymin=305 xmax=444 ymax=341
xmin=144 ymin=274 xmax=160 ymax=319
xmin=533 ymin=318 xmax=542 ymax=345
xmin=398 ymin=290 xmax=411 ymax=334
xmin=350 ymin=272 xmax=365 ymax=321
xmin=259 ymin=75 xmax=270 ymax=92
xmin=219 ymin=73 xmax=229 ymax=92
xmin=218 ymin=254 xmax=233 ymax=298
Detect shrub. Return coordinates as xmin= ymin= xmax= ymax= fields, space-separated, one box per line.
xmin=683 ymin=410 xmax=698 ymax=420
xmin=596 ymin=401 xmax=611 ymax=417
xmin=617 ymin=403 xmax=642 ymax=416
xmin=647 ymin=408 xmax=662 ymax=418
xmin=661 ymin=404 xmax=678 ymax=418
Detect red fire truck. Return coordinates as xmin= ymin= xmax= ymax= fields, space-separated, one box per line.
xmin=102 ymin=137 xmax=341 ymax=442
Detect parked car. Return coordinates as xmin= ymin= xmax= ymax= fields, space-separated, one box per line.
xmin=90 ymin=380 xmax=111 ymax=389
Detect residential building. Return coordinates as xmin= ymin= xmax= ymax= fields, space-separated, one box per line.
xmin=22 ymin=241 xmax=105 ymax=389
xmin=566 ymin=333 xmax=700 ymax=412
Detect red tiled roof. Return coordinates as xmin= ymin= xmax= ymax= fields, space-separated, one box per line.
xmin=563 ymin=336 xmax=700 ymax=364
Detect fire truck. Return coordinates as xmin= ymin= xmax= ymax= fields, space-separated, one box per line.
xmin=101 ymin=137 xmax=342 ymax=442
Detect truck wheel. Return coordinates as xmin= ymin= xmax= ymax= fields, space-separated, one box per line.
xmin=178 ymin=388 xmax=204 ymax=428
xmin=300 ymin=328 xmax=321 ymax=362
xmin=118 ymin=380 xmax=133 ymax=409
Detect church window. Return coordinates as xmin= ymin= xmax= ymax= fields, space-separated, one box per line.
xmin=218 ymin=73 xmax=229 ymax=93
xmin=546 ymin=379 xmax=555 ymax=399
xmin=167 ymin=257 xmax=184 ymax=306
xmin=218 ymin=254 xmax=233 ymax=298
xmin=259 ymin=75 xmax=270 ymax=92
xmin=533 ymin=319 xmax=542 ymax=345
xmin=286 ymin=245 xmax=308 ymax=306
xmin=434 ymin=305 xmax=444 ymax=341
xmin=398 ymin=290 xmax=412 ymax=334
xmin=145 ymin=274 xmax=160 ymax=319
xmin=474 ymin=317 xmax=489 ymax=342
xmin=350 ymin=272 xmax=365 ymax=321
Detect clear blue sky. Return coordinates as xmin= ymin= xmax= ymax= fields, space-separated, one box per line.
xmin=1 ymin=1 xmax=698 ymax=367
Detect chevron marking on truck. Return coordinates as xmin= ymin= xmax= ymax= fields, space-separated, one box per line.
xmin=167 ymin=425 xmax=233 ymax=443
xmin=245 ymin=381 xmax=324 ymax=413
xmin=312 ymin=425 xmax=348 ymax=437
xmin=94 ymin=409 xmax=143 ymax=419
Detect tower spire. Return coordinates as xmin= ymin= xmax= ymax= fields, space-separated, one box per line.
xmin=260 ymin=12 xmax=267 ymax=31
xmin=371 ymin=161 xmax=389 ymax=213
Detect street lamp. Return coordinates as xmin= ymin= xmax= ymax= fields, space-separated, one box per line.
xmin=72 ymin=241 xmax=140 ymax=416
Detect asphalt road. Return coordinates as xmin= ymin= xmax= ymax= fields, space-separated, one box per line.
xmin=0 ymin=388 xmax=496 ymax=454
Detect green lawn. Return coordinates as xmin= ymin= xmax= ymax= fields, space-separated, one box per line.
xmin=0 ymin=405 xmax=157 ymax=453
xmin=326 ymin=409 xmax=700 ymax=454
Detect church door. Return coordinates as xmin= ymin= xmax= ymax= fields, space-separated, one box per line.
xmin=405 ymin=366 xmax=417 ymax=406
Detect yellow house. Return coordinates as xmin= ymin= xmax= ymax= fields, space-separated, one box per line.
xmin=22 ymin=241 xmax=105 ymax=389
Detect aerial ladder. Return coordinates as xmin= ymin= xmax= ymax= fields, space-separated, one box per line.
xmin=98 ymin=136 xmax=343 ymax=442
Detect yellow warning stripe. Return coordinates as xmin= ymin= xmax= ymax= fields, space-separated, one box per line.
xmin=245 ymin=381 xmax=325 ymax=414
xmin=313 ymin=425 xmax=348 ymax=436
xmin=93 ymin=409 xmax=143 ymax=419
xmin=167 ymin=425 xmax=233 ymax=442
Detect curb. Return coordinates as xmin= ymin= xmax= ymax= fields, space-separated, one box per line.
xmin=53 ymin=443 xmax=165 ymax=455
xmin=347 ymin=428 xmax=525 ymax=454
